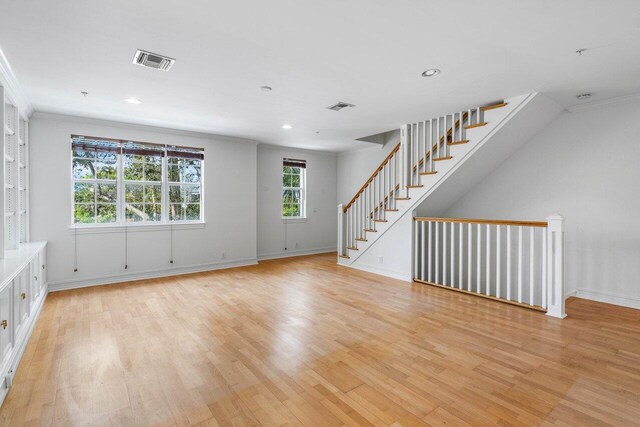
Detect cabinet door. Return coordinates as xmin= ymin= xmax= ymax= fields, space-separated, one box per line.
xmin=0 ymin=285 xmax=13 ymax=364
xmin=30 ymin=261 xmax=40 ymax=302
xmin=39 ymin=249 xmax=47 ymax=294
xmin=12 ymin=275 xmax=27 ymax=332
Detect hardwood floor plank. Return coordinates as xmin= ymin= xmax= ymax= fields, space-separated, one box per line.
xmin=0 ymin=252 xmax=639 ymax=426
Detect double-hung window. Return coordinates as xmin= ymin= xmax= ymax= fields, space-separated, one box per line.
xmin=71 ymin=135 xmax=204 ymax=226
xmin=282 ymin=158 xmax=306 ymax=218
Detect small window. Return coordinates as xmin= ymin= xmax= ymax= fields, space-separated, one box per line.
xmin=71 ymin=136 xmax=204 ymax=226
xmin=282 ymin=158 xmax=306 ymax=218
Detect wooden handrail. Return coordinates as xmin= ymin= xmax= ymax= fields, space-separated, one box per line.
xmin=344 ymin=142 xmax=401 ymax=212
xmin=414 ymin=217 xmax=547 ymax=228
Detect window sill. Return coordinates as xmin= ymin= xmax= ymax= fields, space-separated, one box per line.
xmin=68 ymin=221 xmax=206 ymax=235
xmin=281 ymin=217 xmax=307 ymax=224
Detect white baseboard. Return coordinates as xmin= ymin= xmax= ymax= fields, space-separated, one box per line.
xmin=572 ymin=288 xmax=640 ymax=310
xmin=339 ymin=262 xmax=412 ymax=282
xmin=257 ymin=247 xmax=335 ymax=261
xmin=49 ymin=258 xmax=258 ymax=292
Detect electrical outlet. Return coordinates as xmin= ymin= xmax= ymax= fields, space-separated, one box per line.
xmin=221 ymin=251 xmax=226 ymax=260
xmin=295 ymin=243 xmax=299 ymax=249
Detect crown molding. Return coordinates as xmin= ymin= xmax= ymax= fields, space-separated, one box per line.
xmin=565 ymin=93 xmax=640 ymax=113
xmin=0 ymin=46 xmax=33 ymax=118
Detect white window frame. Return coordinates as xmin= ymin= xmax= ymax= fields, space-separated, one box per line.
xmin=70 ymin=137 xmax=205 ymax=228
xmin=282 ymin=161 xmax=306 ymax=219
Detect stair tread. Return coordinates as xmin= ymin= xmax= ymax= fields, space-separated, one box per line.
xmin=339 ymin=255 xmax=350 ymax=259
xmin=407 ymin=185 xmax=424 ymax=188
xmin=355 ymin=238 xmax=368 ymax=242
xmin=419 ymin=171 xmax=438 ymax=175
xmin=464 ymin=122 xmax=488 ymax=130
xmin=346 ymin=246 xmax=359 ymax=250
xmin=481 ymin=102 xmax=508 ymax=111
xmin=448 ymin=140 xmax=469 ymax=145
xmin=384 ymin=209 xmax=399 ymax=212
xmin=373 ymin=219 xmax=388 ymax=222
xmin=395 ymin=197 xmax=411 ymax=200
xmin=433 ymin=156 xmax=453 ymax=161
xmin=364 ymin=229 xmax=377 ymax=232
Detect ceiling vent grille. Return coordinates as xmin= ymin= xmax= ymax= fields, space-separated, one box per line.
xmin=132 ymin=49 xmax=175 ymax=71
xmin=326 ymin=101 xmax=355 ymax=111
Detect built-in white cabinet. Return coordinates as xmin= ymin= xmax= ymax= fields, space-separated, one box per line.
xmin=0 ymin=242 xmax=47 ymax=405
xmin=1 ymin=75 xmax=43 ymax=408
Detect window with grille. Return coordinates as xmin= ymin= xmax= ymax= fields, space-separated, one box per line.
xmin=71 ymin=135 xmax=204 ymax=226
xmin=282 ymin=158 xmax=306 ymax=218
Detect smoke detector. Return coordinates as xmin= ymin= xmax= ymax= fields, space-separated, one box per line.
xmin=326 ymin=102 xmax=355 ymax=112
xmin=132 ymin=49 xmax=175 ymax=71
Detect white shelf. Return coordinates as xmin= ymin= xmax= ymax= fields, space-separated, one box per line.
xmin=18 ymin=138 xmax=25 ymax=146
xmin=4 ymin=124 xmax=14 ymax=136
xmin=4 ymin=184 xmax=14 ymax=189
xmin=4 ymin=212 xmax=14 ymax=217
xmin=18 ymin=187 xmax=25 ymax=191
xmin=18 ymin=162 xmax=24 ymax=168
xmin=5 ymin=154 xmax=14 ymax=162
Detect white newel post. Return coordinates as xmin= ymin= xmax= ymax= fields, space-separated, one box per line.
xmin=400 ymin=124 xmax=409 ymax=197
xmin=337 ymin=204 xmax=345 ymax=258
xmin=546 ymin=215 xmax=566 ymax=318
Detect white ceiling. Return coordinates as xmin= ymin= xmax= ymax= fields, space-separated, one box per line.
xmin=1 ymin=0 xmax=639 ymax=152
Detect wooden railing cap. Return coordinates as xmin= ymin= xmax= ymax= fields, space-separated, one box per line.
xmin=414 ymin=217 xmax=548 ymax=228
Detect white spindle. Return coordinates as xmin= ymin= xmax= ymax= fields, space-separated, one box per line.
xmin=450 ymin=221 xmax=455 ymax=286
xmin=476 ymin=223 xmax=481 ymax=293
xmin=435 ymin=221 xmax=439 ymax=284
xmin=530 ymin=227 xmax=534 ymax=306
xmin=518 ymin=226 xmax=523 ymax=303
xmin=414 ymin=217 xmax=419 ymax=279
xmin=467 ymin=222 xmax=472 ymax=291
xmin=337 ymin=204 xmax=344 ymax=256
xmin=507 ymin=226 xmax=511 ymax=301
xmin=486 ymin=224 xmax=490 ymax=295
xmin=421 ymin=221 xmax=426 ymax=281
xmin=443 ymin=221 xmax=448 ymax=285
xmin=496 ymin=225 xmax=501 ymax=299
xmin=428 ymin=221 xmax=432 ymax=282
xmin=542 ymin=228 xmax=547 ymax=309
xmin=458 ymin=222 xmax=463 ymax=289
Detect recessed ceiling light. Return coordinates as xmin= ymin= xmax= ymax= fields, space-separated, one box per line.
xmin=125 ymin=98 xmax=142 ymax=104
xmin=260 ymin=86 xmax=272 ymax=92
xmin=576 ymin=93 xmax=592 ymax=100
xmin=422 ymin=68 xmax=441 ymax=77
xmin=282 ymin=124 xmax=293 ymax=129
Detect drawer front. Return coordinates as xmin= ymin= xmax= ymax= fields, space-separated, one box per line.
xmin=0 ymin=285 xmax=13 ymax=364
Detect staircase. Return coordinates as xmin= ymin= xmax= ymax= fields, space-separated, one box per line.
xmin=337 ymin=93 xmax=564 ymax=285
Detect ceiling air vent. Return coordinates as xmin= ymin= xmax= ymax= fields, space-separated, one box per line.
xmin=326 ymin=101 xmax=355 ymax=112
xmin=132 ymin=49 xmax=175 ymax=71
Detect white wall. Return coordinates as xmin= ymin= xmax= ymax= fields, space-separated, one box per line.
xmin=256 ymin=144 xmax=337 ymax=259
xmin=30 ymin=112 xmax=259 ymax=290
xmin=442 ymin=97 xmax=640 ymax=309
xmin=337 ymin=130 xmax=399 ymax=205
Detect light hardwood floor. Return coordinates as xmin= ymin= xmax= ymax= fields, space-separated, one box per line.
xmin=1 ymin=253 xmax=639 ymax=426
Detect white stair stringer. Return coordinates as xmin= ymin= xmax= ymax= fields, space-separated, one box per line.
xmin=338 ymin=93 xmax=563 ymax=279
